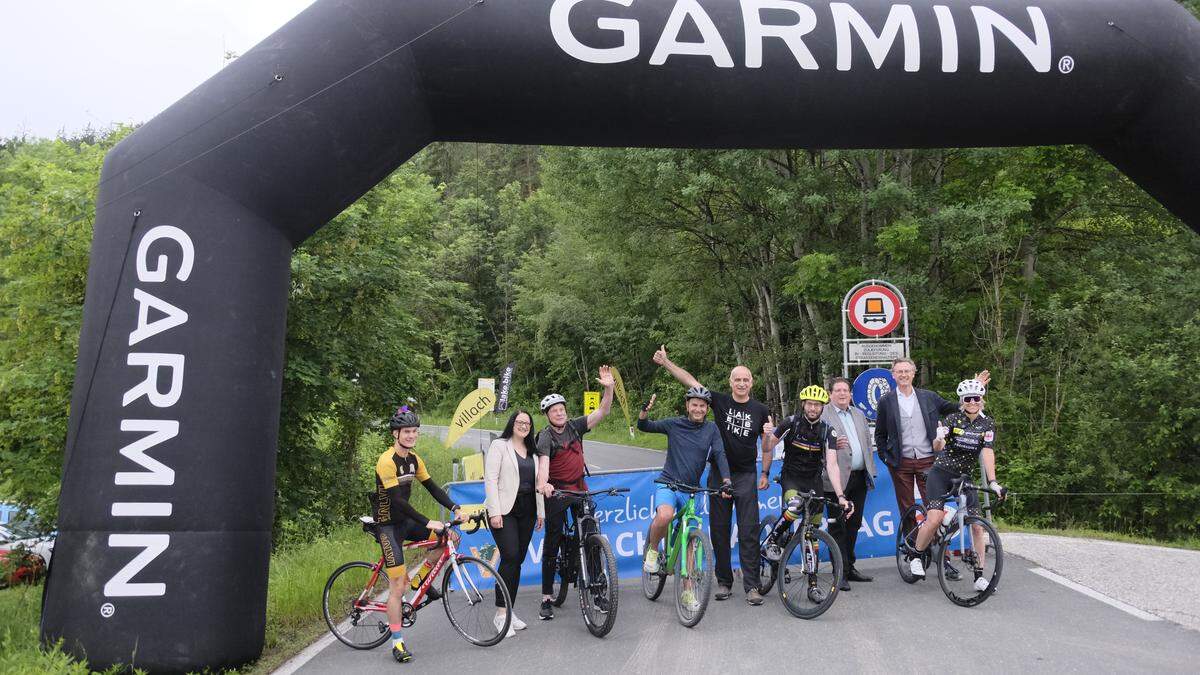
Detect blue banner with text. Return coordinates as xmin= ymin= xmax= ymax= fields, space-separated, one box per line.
xmin=447 ymin=461 xmax=901 ymax=584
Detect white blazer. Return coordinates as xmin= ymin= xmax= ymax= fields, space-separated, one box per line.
xmin=484 ymin=438 xmax=545 ymax=519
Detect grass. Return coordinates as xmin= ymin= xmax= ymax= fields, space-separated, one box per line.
xmin=421 ymin=410 xmax=667 ymax=451
xmin=995 ymin=520 xmax=1200 ymax=552
xmin=0 ymin=583 xmax=125 ymax=674
xmin=242 ymin=436 xmax=472 ymax=673
xmin=0 ymin=436 xmax=473 ymax=675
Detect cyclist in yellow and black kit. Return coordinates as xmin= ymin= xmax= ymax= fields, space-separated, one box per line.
xmin=374 ymin=407 xmax=462 ymax=664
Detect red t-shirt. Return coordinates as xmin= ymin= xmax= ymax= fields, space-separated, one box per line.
xmin=535 ymin=416 xmax=590 ymax=491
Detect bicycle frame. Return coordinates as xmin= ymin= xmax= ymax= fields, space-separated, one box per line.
xmin=556 ymin=488 xmax=624 ymax=591
xmin=663 ymin=494 xmax=703 ymax=575
xmin=354 ymin=529 xmax=484 ymax=614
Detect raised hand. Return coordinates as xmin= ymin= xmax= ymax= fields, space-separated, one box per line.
xmin=974 ymin=369 xmax=991 ymax=388
xmin=597 ymin=364 xmax=615 ymax=389
xmin=652 ymin=344 xmax=668 ymax=366
xmin=640 ymin=393 xmax=657 ymax=418
xmin=762 ymin=415 xmax=775 ymax=440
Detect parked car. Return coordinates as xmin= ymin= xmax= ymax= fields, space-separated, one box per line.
xmin=0 ymin=520 xmax=55 ymax=586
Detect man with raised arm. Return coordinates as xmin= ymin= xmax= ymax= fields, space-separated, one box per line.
xmin=638 ymin=387 xmax=733 ymax=612
xmin=532 ymin=365 xmax=615 ymax=621
xmin=652 ymin=346 xmax=772 ymax=606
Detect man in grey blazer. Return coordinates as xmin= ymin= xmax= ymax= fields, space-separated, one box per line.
xmin=822 ymin=377 xmax=877 ymax=590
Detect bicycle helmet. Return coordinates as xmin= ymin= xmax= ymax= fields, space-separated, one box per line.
xmin=798 ymin=384 xmax=829 ymax=404
xmin=539 ymin=393 xmax=567 ymax=412
xmin=389 ymin=406 xmax=420 ymax=430
xmin=685 ymin=386 xmax=712 ymax=403
xmin=956 ymin=379 xmax=987 ymax=400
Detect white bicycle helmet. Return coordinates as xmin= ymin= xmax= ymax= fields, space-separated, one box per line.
xmin=956 ymin=379 xmax=987 ymax=400
xmin=539 ymin=393 xmax=567 ymax=412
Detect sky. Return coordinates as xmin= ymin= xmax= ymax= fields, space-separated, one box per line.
xmin=2 ymin=1 xmax=317 ymax=139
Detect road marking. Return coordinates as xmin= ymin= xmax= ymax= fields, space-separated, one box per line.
xmin=271 ymin=631 xmax=338 ymax=675
xmin=1029 ymin=567 xmax=1162 ymax=622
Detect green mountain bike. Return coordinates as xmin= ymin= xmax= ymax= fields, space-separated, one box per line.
xmin=640 ymin=480 xmax=725 ymax=627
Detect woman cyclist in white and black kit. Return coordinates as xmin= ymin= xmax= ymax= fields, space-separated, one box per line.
xmin=908 ymin=378 xmax=1006 ymax=591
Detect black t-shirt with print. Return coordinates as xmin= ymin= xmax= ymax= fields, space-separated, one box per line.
xmin=709 ymin=391 xmax=770 ymax=474
xmin=774 ymin=414 xmax=835 ymax=478
xmin=933 ymin=412 xmax=996 ymax=476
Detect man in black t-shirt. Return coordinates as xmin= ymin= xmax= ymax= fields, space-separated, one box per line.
xmin=654 ymin=345 xmax=773 ymax=605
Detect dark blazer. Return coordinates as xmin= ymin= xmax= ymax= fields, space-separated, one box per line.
xmin=874 ymin=388 xmax=959 ymax=468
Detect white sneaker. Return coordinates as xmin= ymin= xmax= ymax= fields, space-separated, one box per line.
xmin=511 ymin=613 xmax=527 ymax=630
xmin=643 ymin=550 xmax=661 ymax=574
xmin=974 ymin=576 xmax=990 ymax=592
xmin=909 ymin=557 xmax=926 ymax=578
xmin=494 ymin=614 xmax=516 ymax=638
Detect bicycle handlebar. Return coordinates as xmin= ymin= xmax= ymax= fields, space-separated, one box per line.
xmin=445 ymin=512 xmax=488 ymax=535
xmin=937 ymin=475 xmax=1007 ymax=503
xmin=552 ymin=487 xmax=631 ymax=501
xmin=654 ymin=479 xmax=730 ymax=496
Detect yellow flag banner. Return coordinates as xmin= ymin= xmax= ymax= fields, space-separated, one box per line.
xmin=445 ymin=388 xmax=497 ymax=448
xmin=611 ymin=366 xmax=633 ymax=438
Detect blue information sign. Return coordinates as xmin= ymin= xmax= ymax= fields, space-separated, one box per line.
xmin=853 ymin=367 xmax=896 ymax=421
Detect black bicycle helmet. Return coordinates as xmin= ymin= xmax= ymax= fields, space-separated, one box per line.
xmin=389 ymin=406 xmax=420 ymax=430
xmin=685 ymin=385 xmax=712 ymax=403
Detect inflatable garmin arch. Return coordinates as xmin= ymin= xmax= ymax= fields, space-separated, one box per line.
xmin=41 ymin=0 xmax=1200 ymax=669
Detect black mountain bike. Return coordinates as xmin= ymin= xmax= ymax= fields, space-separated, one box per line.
xmin=548 ymin=487 xmax=629 ymax=637
xmin=896 ymin=474 xmax=1005 ymax=607
xmin=755 ymin=489 xmax=844 ymax=619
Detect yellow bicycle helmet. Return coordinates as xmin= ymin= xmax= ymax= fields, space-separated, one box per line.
xmin=798 ymin=385 xmax=830 ymax=404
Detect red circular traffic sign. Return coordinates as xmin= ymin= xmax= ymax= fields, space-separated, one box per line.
xmin=848 ymin=284 xmax=903 ymax=336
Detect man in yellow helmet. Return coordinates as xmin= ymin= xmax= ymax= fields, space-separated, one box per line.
xmin=765 ymin=385 xmax=851 ymax=515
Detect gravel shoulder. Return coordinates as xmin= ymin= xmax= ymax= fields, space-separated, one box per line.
xmin=1003 ymin=532 xmax=1200 ymax=631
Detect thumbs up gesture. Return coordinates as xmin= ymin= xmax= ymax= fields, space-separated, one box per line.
xmin=762 ymin=415 xmax=775 ymax=439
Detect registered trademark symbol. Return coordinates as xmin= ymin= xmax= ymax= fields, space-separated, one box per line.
xmin=100 ymin=603 xmax=116 ymax=618
xmin=1058 ymin=56 xmax=1075 ymax=74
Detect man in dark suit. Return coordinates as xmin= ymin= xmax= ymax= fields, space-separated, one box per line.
xmin=821 ymin=377 xmax=877 ymax=591
xmin=874 ymin=359 xmax=989 ymax=544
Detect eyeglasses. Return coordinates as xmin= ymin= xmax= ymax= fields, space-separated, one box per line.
xmin=962 ymin=396 xmax=982 ymax=403
xmin=514 ymin=421 xmax=531 ymax=427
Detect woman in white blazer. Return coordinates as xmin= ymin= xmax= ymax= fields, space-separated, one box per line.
xmin=484 ymin=409 xmax=544 ymax=634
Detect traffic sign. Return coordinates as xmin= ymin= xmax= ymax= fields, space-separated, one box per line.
xmin=852 ymin=368 xmax=896 ymax=421
xmin=848 ymin=284 xmax=903 ymax=337
xmin=583 ymin=391 xmax=600 ymax=416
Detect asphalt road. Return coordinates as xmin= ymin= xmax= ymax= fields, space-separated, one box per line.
xmin=292 ymin=554 xmax=1200 ymax=673
xmin=281 ymin=429 xmax=1200 ymax=674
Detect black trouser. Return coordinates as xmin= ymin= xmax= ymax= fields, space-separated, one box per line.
xmin=494 ymin=492 xmax=537 ymax=607
xmin=825 ymin=469 xmax=869 ymax=569
xmin=708 ymin=470 xmax=761 ymax=591
xmin=540 ymin=497 xmax=581 ymax=596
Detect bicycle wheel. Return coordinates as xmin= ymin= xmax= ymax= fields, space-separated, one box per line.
xmin=441 ymin=555 xmax=511 ymax=646
xmin=895 ymin=504 xmax=927 ymax=584
xmin=756 ymin=515 xmax=779 ymax=595
xmin=936 ymin=515 xmax=1003 ymax=607
xmin=579 ymin=534 xmax=619 ymax=637
xmin=778 ymin=528 xmax=842 ymax=620
xmin=552 ymin=535 xmax=577 ymax=607
xmin=673 ymin=529 xmax=714 ymax=627
xmin=322 ymin=561 xmax=391 ymax=649
xmin=641 ymin=539 xmax=667 ymax=601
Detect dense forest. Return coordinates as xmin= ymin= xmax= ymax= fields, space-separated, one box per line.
xmin=3 ymin=3 xmax=1199 ymax=544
